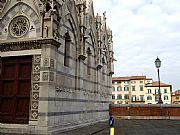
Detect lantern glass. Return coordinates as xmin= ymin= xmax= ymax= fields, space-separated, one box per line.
xmin=155 ymin=57 xmax=161 ymax=68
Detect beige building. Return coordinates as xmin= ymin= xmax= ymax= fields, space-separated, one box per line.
xmin=112 ymin=76 xmax=172 ymax=104
xmin=112 ymin=76 xmax=148 ymax=104
xmin=0 ymin=0 xmax=114 ymax=134
xmin=171 ymin=90 xmax=180 ymax=104
xmin=145 ymin=81 xmax=172 ymax=104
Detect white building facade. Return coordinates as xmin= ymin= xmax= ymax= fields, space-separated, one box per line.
xmin=145 ymin=82 xmax=172 ymax=104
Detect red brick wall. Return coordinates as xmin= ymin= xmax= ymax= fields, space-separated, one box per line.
xmin=110 ymin=104 xmax=180 ymax=117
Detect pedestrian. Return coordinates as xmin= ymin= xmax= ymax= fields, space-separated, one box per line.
xmin=108 ymin=113 xmax=114 ymax=127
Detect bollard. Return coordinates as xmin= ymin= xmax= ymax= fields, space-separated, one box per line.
xmin=110 ymin=127 xmax=114 ymax=135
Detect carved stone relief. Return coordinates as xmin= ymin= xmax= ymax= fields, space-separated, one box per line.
xmin=30 ymin=55 xmax=41 ymax=120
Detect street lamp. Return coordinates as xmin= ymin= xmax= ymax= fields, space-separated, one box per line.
xmin=155 ymin=57 xmax=163 ymax=104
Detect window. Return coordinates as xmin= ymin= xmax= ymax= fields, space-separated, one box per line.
xmin=102 ymin=57 xmax=105 ymax=80
xmin=164 ymin=95 xmax=168 ymax=100
xmin=155 ymin=96 xmax=159 ymax=101
xmin=124 ymin=94 xmax=129 ymax=99
xmin=140 ymin=85 xmax=143 ymax=91
xmin=124 ymin=81 xmax=129 ymax=84
xmin=164 ymin=89 xmax=167 ymax=93
xmin=147 ymin=89 xmax=151 ymax=93
xmin=131 ymin=95 xmax=136 ymax=101
xmin=117 ymin=95 xmax=122 ymax=99
xmin=64 ymin=32 xmax=71 ymax=67
xmin=112 ymin=87 xmax=115 ymax=91
xmin=147 ymin=96 xmax=152 ymax=100
xmin=117 ymin=81 xmax=121 ymax=84
xmin=114 ymin=81 xmax=117 ymax=84
xmin=131 ymin=81 xmax=136 ymax=84
xmin=140 ymin=95 xmax=144 ymax=101
xmin=140 ymin=80 xmax=143 ymax=83
xmin=117 ymin=86 xmax=122 ymax=91
xmin=124 ymin=86 xmax=129 ymax=91
xmin=176 ymin=96 xmax=179 ymax=100
xmin=155 ymin=89 xmax=160 ymax=94
xmin=112 ymin=95 xmax=115 ymax=99
xmin=87 ymin=48 xmax=91 ymax=75
xmin=9 ymin=16 xmax=30 ymax=38
xmin=132 ymin=86 xmax=136 ymax=91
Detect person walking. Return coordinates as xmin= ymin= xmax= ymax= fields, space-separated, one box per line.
xmin=109 ymin=113 xmax=115 ymax=135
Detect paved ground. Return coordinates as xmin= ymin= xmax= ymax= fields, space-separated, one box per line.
xmin=61 ymin=119 xmax=180 ymax=135
xmin=1 ymin=119 xmax=180 ymax=135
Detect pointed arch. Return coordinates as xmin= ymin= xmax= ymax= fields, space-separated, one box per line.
xmin=0 ymin=2 xmax=41 ymax=38
xmin=63 ymin=13 xmax=80 ymax=52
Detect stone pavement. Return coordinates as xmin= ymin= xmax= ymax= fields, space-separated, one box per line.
xmin=1 ymin=119 xmax=180 ymax=135
xmin=59 ymin=121 xmax=109 ymax=135
xmin=60 ymin=119 xmax=180 ymax=135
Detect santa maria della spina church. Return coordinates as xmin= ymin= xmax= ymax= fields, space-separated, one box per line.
xmin=0 ymin=0 xmax=114 ymax=134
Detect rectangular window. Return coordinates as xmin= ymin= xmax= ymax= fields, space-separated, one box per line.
xmin=140 ymin=85 xmax=143 ymax=91
xmin=155 ymin=89 xmax=160 ymax=94
xmin=131 ymin=95 xmax=136 ymax=101
xmin=117 ymin=81 xmax=121 ymax=84
xmin=87 ymin=53 xmax=91 ymax=75
xmin=132 ymin=86 xmax=136 ymax=91
xmin=124 ymin=81 xmax=129 ymax=84
xmin=147 ymin=89 xmax=151 ymax=93
xmin=140 ymin=80 xmax=143 ymax=83
xmin=176 ymin=96 xmax=179 ymax=100
xmin=117 ymin=86 xmax=121 ymax=91
xmin=155 ymin=96 xmax=159 ymax=101
xmin=124 ymin=86 xmax=129 ymax=91
xmin=131 ymin=81 xmax=136 ymax=84
xmin=117 ymin=95 xmax=122 ymax=99
xmin=124 ymin=94 xmax=129 ymax=99
xmin=140 ymin=95 xmax=144 ymax=101
xmin=112 ymin=95 xmax=115 ymax=99
xmin=64 ymin=34 xmax=71 ymax=67
xmin=164 ymin=89 xmax=167 ymax=93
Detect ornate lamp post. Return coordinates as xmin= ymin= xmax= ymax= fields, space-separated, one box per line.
xmin=155 ymin=57 xmax=163 ymax=104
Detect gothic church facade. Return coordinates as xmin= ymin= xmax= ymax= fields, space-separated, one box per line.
xmin=0 ymin=0 xmax=114 ymax=134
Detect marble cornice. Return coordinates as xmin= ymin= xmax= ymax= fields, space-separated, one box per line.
xmin=0 ymin=38 xmax=61 ymax=52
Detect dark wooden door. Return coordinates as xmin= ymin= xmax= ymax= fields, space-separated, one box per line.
xmin=0 ymin=56 xmax=32 ymax=124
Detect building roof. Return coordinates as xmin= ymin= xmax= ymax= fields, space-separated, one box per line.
xmin=145 ymin=81 xmax=171 ymax=87
xmin=112 ymin=76 xmax=146 ymax=81
xmin=175 ymin=90 xmax=180 ymax=94
xmin=146 ymin=78 xmax=152 ymax=80
xmin=172 ymin=90 xmax=180 ymax=95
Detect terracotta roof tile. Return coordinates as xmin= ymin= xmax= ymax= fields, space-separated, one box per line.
xmin=175 ymin=90 xmax=180 ymax=94
xmin=112 ymin=76 xmax=146 ymax=81
xmin=145 ymin=81 xmax=171 ymax=87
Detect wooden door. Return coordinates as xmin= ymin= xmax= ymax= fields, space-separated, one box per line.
xmin=0 ymin=56 xmax=32 ymax=124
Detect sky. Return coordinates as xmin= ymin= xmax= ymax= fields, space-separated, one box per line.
xmin=93 ymin=0 xmax=180 ymax=91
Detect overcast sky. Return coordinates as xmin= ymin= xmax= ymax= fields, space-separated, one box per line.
xmin=93 ymin=0 xmax=180 ymax=91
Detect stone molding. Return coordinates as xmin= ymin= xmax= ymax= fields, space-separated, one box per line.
xmin=0 ymin=38 xmax=61 ymax=52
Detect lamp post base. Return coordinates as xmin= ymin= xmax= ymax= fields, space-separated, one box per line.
xmin=157 ymin=99 xmax=163 ymax=104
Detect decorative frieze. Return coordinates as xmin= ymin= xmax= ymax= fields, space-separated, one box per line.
xmin=43 ymin=58 xmax=55 ymax=68
xmin=30 ymin=55 xmax=41 ymax=121
xmin=0 ymin=39 xmax=61 ymax=52
xmin=0 ymin=42 xmax=41 ymax=52
xmin=41 ymin=71 xmax=56 ymax=82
